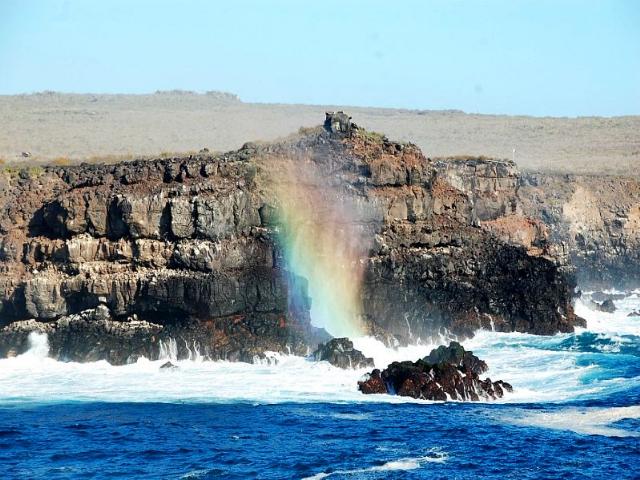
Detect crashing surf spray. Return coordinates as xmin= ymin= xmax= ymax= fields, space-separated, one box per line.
xmin=25 ymin=332 xmax=50 ymax=359
xmin=0 ymin=297 xmax=639 ymax=405
xmin=507 ymin=406 xmax=640 ymax=437
xmin=158 ymin=338 xmax=204 ymax=362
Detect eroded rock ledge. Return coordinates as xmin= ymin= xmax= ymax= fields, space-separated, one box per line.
xmin=0 ymin=115 xmax=583 ymax=363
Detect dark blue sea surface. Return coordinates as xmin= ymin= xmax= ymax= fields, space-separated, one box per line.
xmin=2 ymin=297 xmax=640 ymax=479
xmin=1 ymin=399 xmax=639 ymax=479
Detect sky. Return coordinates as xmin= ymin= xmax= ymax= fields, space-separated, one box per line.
xmin=0 ymin=0 xmax=638 ymax=116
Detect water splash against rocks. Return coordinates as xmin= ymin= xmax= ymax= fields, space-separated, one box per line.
xmin=25 ymin=332 xmax=49 ymax=359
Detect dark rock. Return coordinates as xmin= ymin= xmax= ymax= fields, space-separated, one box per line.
xmin=357 ymin=369 xmax=387 ymax=394
xmin=313 ymin=338 xmax=374 ymax=369
xmin=423 ymin=341 xmax=488 ymax=375
xmin=628 ymin=310 xmax=640 ymax=317
xmin=324 ymin=111 xmax=353 ymax=136
xmin=590 ymin=299 xmax=616 ymax=313
xmin=600 ymin=299 xmax=616 ymax=313
xmin=160 ymin=361 xmax=178 ymax=369
xmin=358 ymin=341 xmax=512 ymax=401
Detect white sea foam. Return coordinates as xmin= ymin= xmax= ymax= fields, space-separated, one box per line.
xmin=0 ymin=298 xmax=638 ymax=405
xmin=575 ymin=295 xmax=640 ymax=337
xmin=24 ymin=331 xmax=50 ymax=358
xmin=301 ymin=450 xmax=448 ymax=479
xmin=506 ymin=406 xmax=640 ymax=437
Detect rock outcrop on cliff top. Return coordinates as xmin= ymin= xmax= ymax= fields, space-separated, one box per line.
xmin=0 ymin=114 xmax=583 ymax=363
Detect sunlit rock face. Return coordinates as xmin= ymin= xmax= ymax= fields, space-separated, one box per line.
xmin=0 ymin=115 xmax=584 ymax=363
xmin=518 ymin=174 xmax=640 ymax=291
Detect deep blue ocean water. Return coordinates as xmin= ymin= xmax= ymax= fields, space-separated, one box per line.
xmin=1 ymin=296 xmax=639 ymax=479
xmin=1 ymin=399 xmax=639 ymax=479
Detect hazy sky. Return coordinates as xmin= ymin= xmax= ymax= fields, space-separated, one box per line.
xmin=1 ymin=0 xmax=638 ymax=116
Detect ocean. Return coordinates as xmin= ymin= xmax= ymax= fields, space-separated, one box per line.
xmin=1 ymin=296 xmax=639 ymax=479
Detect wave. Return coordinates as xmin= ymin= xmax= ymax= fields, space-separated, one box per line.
xmin=504 ymin=405 xmax=640 ymax=437
xmin=301 ymin=449 xmax=448 ymax=480
xmin=0 ymin=298 xmax=638 ymax=406
xmin=575 ymin=293 xmax=640 ymax=337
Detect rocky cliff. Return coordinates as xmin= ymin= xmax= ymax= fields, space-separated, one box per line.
xmin=518 ymin=174 xmax=640 ymax=290
xmin=0 ymin=115 xmax=583 ymax=363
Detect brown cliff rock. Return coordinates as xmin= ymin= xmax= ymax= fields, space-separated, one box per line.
xmin=519 ymin=174 xmax=640 ymax=290
xmin=0 ymin=115 xmax=583 ymax=362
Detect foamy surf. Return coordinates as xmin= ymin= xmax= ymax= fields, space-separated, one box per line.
xmin=505 ymin=406 xmax=640 ymax=437
xmin=0 ymin=297 xmax=638 ymax=406
xmin=300 ymin=449 xmax=448 ymax=479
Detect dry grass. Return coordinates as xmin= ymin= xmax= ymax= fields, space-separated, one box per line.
xmin=0 ymin=92 xmax=638 ymax=176
xmin=357 ymin=129 xmax=386 ymax=144
xmin=51 ymin=156 xmax=72 ymax=166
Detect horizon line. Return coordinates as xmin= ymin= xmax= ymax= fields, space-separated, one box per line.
xmin=1 ymin=89 xmax=638 ymax=120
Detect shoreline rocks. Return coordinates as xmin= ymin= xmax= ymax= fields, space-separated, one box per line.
xmin=590 ymin=299 xmax=616 ymax=313
xmin=358 ymin=341 xmax=512 ymax=401
xmin=312 ymin=338 xmax=374 ymax=369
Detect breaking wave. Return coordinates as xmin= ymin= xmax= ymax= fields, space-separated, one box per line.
xmin=301 ymin=449 xmax=449 ymax=479
xmin=0 ymin=297 xmax=638 ymax=408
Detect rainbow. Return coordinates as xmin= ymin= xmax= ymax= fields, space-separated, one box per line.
xmin=270 ymin=157 xmax=369 ymax=338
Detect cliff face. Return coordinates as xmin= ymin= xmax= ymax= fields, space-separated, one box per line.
xmin=518 ymin=174 xmax=640 ymax=290
xmin=0 ymin=118 xmax=583 ymax=363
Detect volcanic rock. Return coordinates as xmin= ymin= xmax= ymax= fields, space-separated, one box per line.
xmin=0 ymin=115 xmax=584 ymax=363
xmin=358 ymin=341 xmax=512 ymax=401
xmin=313 ymin=338 xmax=374 ymax=369
xmin=424 ymin=341 xmax=488 ymax=375
xmin=590 ymin=299 xmax=616 ymax=313
xmin=518 ymin=174 xmax=640 ymax=291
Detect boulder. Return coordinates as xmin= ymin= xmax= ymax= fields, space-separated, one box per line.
xmin=424 ymin=341 xmax=488 ymax=375
xmin=313 ymin=338 xmax=374 ymax=369
xmin=358 ymin=341 xmax=512 ymax=401
xmin=590 ymin=298 xmax=616 ymax=313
